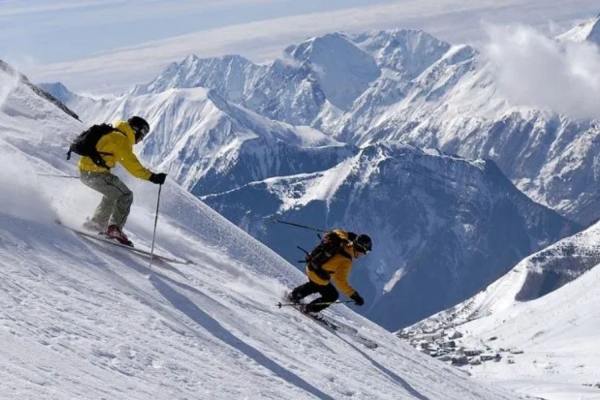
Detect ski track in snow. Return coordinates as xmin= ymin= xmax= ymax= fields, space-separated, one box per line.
xmin=0 ymin=174 xmax=517 ymax=399
xmin=0 ymin=194 xmax=514 ymax=400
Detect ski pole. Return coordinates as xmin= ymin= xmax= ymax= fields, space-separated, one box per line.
xmin=277 ymin=300 xmax=354 ymax=308
xmin=148 ymin=184 xmax=162 ymax=270
xmin=271 ymin=218 xmax=327 ymax=233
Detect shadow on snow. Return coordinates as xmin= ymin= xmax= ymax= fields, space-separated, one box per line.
xmin=149 ymin=273 xmax=335 ymax=400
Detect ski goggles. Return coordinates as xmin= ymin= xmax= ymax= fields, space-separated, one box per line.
xmin=137 ymin=125 xmax=149 ymax=138
xmin=134 ymin=125 xmax=149 ymax=142
xmin=354 ymin=243 xmax=370 ymax=254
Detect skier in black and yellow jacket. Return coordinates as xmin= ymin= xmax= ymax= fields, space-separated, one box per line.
xmin=79 ymin=116 xmax=166 ymax=246
xmin=289 ymin=229 xmax=372 ymax=314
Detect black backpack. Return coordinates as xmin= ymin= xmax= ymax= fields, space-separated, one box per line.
xmin=306 ymin=231 xmax=355 ymax=278
xmin=66 ymin=123 xmax=116 ymax=169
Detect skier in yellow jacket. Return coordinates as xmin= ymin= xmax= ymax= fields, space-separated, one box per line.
xmin=79 ymin=116 xmax=166 ymax=246
xmin=289 ymin=229 xmax=372 ymax=314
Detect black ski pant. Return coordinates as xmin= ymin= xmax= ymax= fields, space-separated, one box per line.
xmin=291 ymin=281 xmax=338 ymax=313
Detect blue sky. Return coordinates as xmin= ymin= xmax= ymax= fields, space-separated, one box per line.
xmin=1 ymin=0 xmax=598 ymax=93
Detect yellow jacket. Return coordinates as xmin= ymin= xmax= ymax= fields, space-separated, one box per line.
xmin=306 ymin=229 xmax=357 ymax=297
xmin=78 ymin=120 xmax=152 ymax=180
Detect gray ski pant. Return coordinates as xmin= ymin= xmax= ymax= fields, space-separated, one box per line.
xmin=80 ymin=171 xmax=133 ymax=229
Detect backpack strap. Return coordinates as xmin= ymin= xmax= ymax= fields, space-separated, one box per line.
xmin=307 ymin=262 xmax=331 ymax=280
xmin=339 ymin=249 xmax=352 ymax=260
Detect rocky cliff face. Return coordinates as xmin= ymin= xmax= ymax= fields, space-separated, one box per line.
xmin=203 ymin=143 xmax=577 ymax=330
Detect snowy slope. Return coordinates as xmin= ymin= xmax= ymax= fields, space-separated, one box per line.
xmin=1 ymin=61 xmax=79 ymax=122
xmin=459 ymin=264 xmax=600 ymax=400
xmin=399 ymin=222 xmax=600 ymax=399
xmin=203 ymin=143 xmax=577 ymax=330
xmin=1 ymin=59 xmax=520 ymax=400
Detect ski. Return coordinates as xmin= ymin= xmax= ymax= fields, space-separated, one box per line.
xmin=315 ymin=313 xmax=378 ymax=350
xmin=280 ymin=301 xmax=378 ymax=349
xmin=56 ymin=220 xmax=193 ymax=265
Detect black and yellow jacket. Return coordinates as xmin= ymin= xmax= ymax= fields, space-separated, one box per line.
xmin=306 ymin=229 xmax=358 ymax=297
xmin=78 ymin=120 xmax=152 ymax=180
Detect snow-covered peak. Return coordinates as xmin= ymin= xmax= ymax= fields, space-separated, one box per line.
xmin=352 ymin=29 xmax=452 ymax=78
xmin=285 ymin=32 xmax=355 ymax=60
xmin=122 ymin=28 xmax=456 ymax=128
xmin=284 ymin=33 xmax=380 ymax=110
xmin=38 ymin=81 xmax=77 ymax=104
xmin=557 ymin=14 xmax=600 ymax=46
xmin=132 ymin=53 xmax=264 ymax=101
xmin=590 ymin=14 xmax=600 ymax=45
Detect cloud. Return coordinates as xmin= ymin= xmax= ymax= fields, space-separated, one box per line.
xmin=0 ymin=65 xmax=19 ymax=108
xmin=0 ymin=0 xmax=121 ymax=17
xmin=0 ymin=0 xmax=268 ymax=18
xmin=0 ymin=142 xmax=55 ymax=223
xmin=484 ymin=24 xmax=600 ymax=119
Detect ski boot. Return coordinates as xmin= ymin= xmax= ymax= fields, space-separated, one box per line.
xmin=285 ymin=291 xmax=302 ymax=304
xmin=299 ymin=303 xmax=321 ymax=318
xmin=105 ymin=225 xmax=134 ymax=247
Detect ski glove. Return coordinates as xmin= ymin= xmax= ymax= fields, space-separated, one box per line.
xmin=351 ymin=292 xmax=364 ymax=306
xmin=149 ymin=172 xmax=167 ymax=185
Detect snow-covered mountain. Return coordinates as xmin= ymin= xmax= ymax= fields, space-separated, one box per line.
xmin=0 ymin=60 xmax=519 ymax=400
xmin=399 ymin=221 xmax=600 ymax=399
xmin=332 ymin=21 xmax=600 ymax=225
xmin=125 ymin=30 xmax=448 ymax=131
xmin=41 ymin=24 xmax=586 ymax=331
xmin=202 ymin=143 xmax=577 ymax=330
xmin=131 ymin=54 xmax=266 ymax=102
xmin=38 ymin=81 xmax=105 ymax=116
xmin=336 ymin=46 xmax=600 ymax=225
xmin=283 ymin=33 xmax=380 ymax=111
xmin=51 ymin=20 xmax=600 ymax=225
xmin=46 ymin=63 xmax=578 ymax=333
xmin=558 ymin=14 xmax=600 ymax=45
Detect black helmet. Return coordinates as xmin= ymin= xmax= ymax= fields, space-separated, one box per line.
xmin=354 ymin=234 xmax=372 ymax=254
xmin=128 ymin=116 xmax=150 ymax=141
